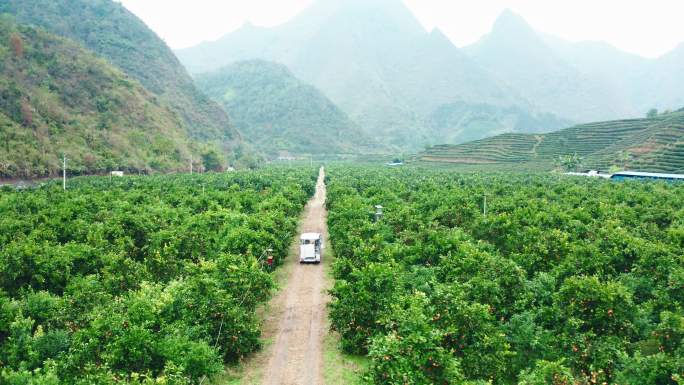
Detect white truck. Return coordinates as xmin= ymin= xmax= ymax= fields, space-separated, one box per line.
xmin=299 ymin=233 xmax=322 ymax=264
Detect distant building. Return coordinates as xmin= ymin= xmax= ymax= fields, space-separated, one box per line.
xmin=610 ymin=171 xmax=684 ymax=181
xmin=564 ymin=170 xmax=611 ymax=179
xmin=386 ymin=160 xmax=404 ymax=167
xmin=277 ymin=150 xmax=297 ymax=162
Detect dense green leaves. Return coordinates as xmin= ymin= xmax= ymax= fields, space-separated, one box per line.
xmin=326 ymin=167 xmax=684 ymax=384
xmin=0 ymin=169 xmax=316 ymax=383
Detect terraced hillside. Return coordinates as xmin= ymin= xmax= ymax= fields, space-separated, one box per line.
xmin=420 ymin=109 xmax=684 ymax=172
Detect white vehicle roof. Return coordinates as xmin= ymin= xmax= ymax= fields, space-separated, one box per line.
xmin=301 ymin=233 xmax=321 ymax=240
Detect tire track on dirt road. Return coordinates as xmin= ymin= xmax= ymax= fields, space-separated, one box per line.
xmin=248 ymin=167 xmax=330 ymax=385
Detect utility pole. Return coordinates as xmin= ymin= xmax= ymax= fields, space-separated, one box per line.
xmin=374 ymin=205 xmax=384 ymax=222
xmin=190 ymin=155 xmax=193 ymax=175
xmin=483 ymin=194 xmax=487 ymax=217
xmin=62 ymin=154 xmax=67 ymax=191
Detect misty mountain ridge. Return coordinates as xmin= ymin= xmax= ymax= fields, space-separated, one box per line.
xmin=3 ymin=0 xmax=681 ymax=159
xmin=473 ymin=9 xmax=684 ymax=118
xmin=177 ymin=2 xmax=684 ymax=150
xmin=465 ymin=9 xmax=636 ymax=121
xmin=178 ymin=1 xmax=567 ymax=148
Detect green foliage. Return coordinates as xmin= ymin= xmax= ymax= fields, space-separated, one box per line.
xmin=615 ymin=352 xmax=683 ymax=385
xmin=329 ymin=262 xmax=403 ymax=354
xmin=326 ymin=167 xmax=684 ymax=384
xmin=201 ymin=150 xmax=223 ymax=172
xmin=195 ymin=60 xmax=377 ymax=156
xmin=555 ymin=153 xmax=583 ymax=172
xmin=0 ymin=169 xmax=317 ymax=383
xmin=0 ymin=18 xmax=224 ymax=178
xmin=648 ymin=108 xmax=659 ymax=118
xmin=1 ymin=0 xmax=240 ymax=145
xmin=518 ymin=360 xmax=575 ymax=385
xmin=556 ymin=276 xmax=635 ymax=336
xmin=365 ymin=293 xmax=464 ymax=385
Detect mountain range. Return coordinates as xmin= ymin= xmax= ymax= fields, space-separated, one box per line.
xmin=1 ymin=0 xmax=683 ymax=169
xmin=1 ymin=0 xmax=388 ymax=162
xmin=195 ymin=60 xmax=377 ymax=155
xmin=176 ymin=0 xmax=684 ymax=150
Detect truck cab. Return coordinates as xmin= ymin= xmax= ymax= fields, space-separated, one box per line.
xmin=300 ymin=233 xmax=322 ymax=264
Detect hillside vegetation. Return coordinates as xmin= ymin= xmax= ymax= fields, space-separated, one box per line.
xmin=420 ymin=109 xmax=684 ymax=173
xmin=0 ymin=0 xmax=242 ymax=147
xmin=195 ymin=60 xmax=378 ymax=156
xmin=0 ymin=18 xmax=212 ymax=178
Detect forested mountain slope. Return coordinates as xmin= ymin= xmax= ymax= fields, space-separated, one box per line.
xmin=0 ymin=0 xmax=241 ymax=147
xmin=420 ymin=109 xmax=684 ymax=173
xmin=0 ymin=19 xmax=201 ymax=177
xmin=195 ymin=60 xmax=378 ymax=155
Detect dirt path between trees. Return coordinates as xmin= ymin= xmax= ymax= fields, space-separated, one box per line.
xmin=232 ymin=167 xmax=331 ymax=385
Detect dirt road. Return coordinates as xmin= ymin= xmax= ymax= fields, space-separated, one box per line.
xmin=241 ymin=167 xmax=331 ymax=385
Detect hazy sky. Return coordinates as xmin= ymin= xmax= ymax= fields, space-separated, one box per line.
xmin=118 ymin=0 xmax=684 ymax=58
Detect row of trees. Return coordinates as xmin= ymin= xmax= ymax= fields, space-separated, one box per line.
xmin=326 ymin=167 xmax=683 ymax=384
xmin=0 ymin=169 xmax=317 ymax=383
